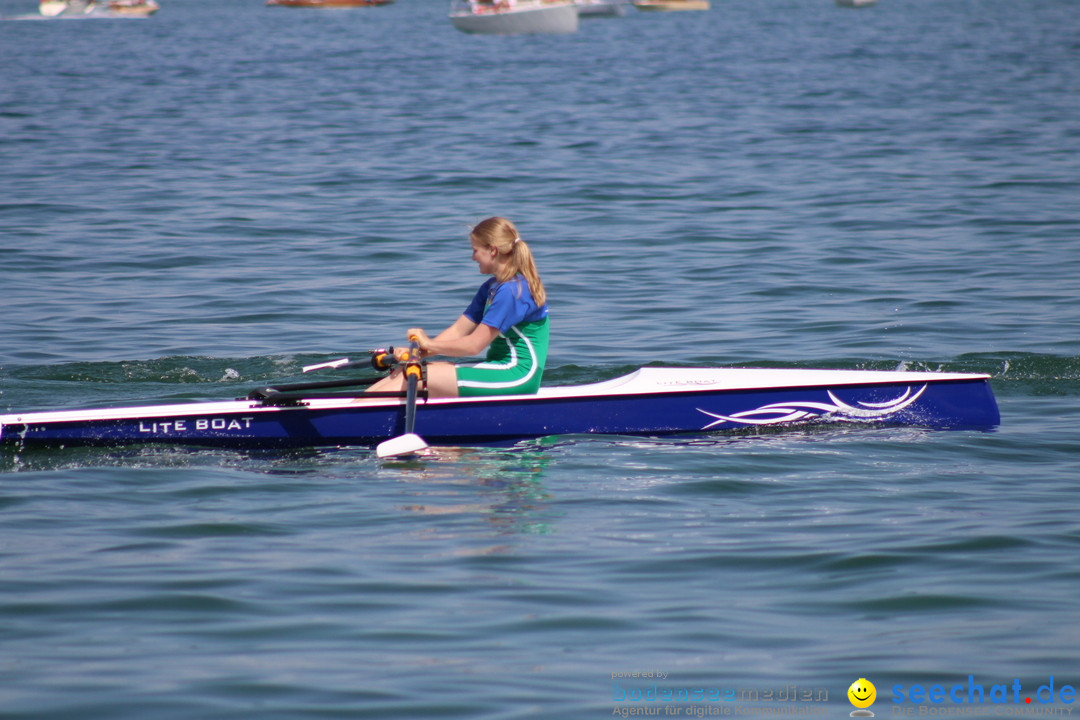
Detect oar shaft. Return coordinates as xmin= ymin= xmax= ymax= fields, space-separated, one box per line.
xmin=402 ymin=340 xmax=423 ymax=434
xmin=374 ymin=340 xmax=429 ymax=458
xmin=404 ymin=372 xmax=418 ymax=434
xmin=248 ymin=376 xmax=379 ymax=398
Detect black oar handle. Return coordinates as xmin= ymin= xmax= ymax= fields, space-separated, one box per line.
xmin=402 ymin=339 xmax=423 ymax=434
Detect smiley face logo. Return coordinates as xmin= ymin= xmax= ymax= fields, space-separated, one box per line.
xmin=848 ymin=678 xmax=876 ymax=714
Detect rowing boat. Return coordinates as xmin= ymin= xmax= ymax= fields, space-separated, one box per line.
xmin=0 ymin=365 xmax=999 ymax=452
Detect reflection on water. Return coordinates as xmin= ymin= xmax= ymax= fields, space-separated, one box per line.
xmin=383 ymin=446 xmax=557 ymax=541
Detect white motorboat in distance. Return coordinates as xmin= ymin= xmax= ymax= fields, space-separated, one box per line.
xmin=267 ymin=0 xmax=393 ymax=7
xmin=632 ymin=0 xmax=707 ymax=10
xmin=40 ymin=0 xmax=159 ymax=16
xmin=107 ymin=0 xmax=159 ymax=15
xmin=40 ymin=0 xmax=96 ymax=15
xmin=450 ymin=0 xmax=578 ymax=35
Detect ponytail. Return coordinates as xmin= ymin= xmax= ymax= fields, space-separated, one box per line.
xmin=509 ymin=239 xmax=546 ymax=307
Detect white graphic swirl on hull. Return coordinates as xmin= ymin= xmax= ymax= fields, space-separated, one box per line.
xmin=697 ymin=385 xmax=928 ymax=428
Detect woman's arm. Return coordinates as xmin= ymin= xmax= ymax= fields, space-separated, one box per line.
xmin=409 ymin=316 xmax=500 ymax=358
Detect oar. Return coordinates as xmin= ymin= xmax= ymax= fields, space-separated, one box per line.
xmin=375 ymin=340 xmax=429 ymax=458
xmin=303 ymin=348 xmax=399 ymax=374
xmin=250 ymin=349 xmax=405 ymax=404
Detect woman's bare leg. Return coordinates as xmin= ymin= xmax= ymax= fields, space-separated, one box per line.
xmin=423 ymin=363 xmax=459 ymax=397
xmin=363 ymin=361 xmax=459 ymax=398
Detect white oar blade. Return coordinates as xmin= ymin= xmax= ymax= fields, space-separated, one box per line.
xmin=376 ymin=433 xmax=429 ymax=459
xmin=303 ymin=358 xmax=350 ymax=373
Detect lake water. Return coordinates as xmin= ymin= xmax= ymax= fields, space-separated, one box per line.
xmin=1 ymin=0 xmax=1078 ymax=717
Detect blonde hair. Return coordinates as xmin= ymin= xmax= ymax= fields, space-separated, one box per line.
xmin=470 ymin=217 xmax=547 ymax=308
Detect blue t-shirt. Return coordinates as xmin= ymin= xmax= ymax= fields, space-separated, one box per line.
xmin=463 ymin=276 xmax=547 ymax=333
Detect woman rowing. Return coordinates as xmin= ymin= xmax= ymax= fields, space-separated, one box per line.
xmin=367 ymin=217 xmax=549 ymax=398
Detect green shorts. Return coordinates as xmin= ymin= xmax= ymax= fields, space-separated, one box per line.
xmin=456 ymin=318 xmax=549 ymax=397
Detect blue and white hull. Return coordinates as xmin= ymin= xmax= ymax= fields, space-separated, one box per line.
xmin=0 ymin=367 xmax=999 ymax=450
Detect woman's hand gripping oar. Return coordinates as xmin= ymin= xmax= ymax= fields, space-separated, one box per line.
xmin=375 ymin=339 xmax=429 ymax=458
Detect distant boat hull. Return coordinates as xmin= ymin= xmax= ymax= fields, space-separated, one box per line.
xmin=0 ymin=367 xmax=1000 ymax=451
xmin=450 ymin=0 xmax=578 ymax=34
xmin=108 ymin=0 xmax=159 ymax=15
xmin=633 ymin=0 xmax=708 ymax=10
xmin=40 ymin=0 xmax=96 ymax=16
xmin=40 ymin=0 xmax=159 ymax=15
xmin=267 ymin=0 xmax=393 ymax=6
xmin=835 ymin=0 xmax=876 ymax=6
